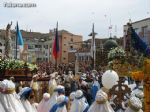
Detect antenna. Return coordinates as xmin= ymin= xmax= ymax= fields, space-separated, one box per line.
xmin=115 ymin=25 xmax=117 ymax=37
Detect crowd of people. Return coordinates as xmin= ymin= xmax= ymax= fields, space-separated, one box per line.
xmin=0 ymin=68 xmax=144 ymax=112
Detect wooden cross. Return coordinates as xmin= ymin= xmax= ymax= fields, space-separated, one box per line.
xmin=109 ymin=77 xmax=131 ymax=111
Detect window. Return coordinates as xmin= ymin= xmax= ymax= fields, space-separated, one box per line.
xmin=28 ymin=45 xmax=34 ymax=49
xmin=35 ymin=45 xmax=42 ymax=48
xmin=141 ymin=26 xmax=148 ymax=44
xmin=45 ymin=58 xmax=48 ymax=61
xmin=37 ymin=58 xmax=42 ymax=61
xmin=45 ymin=53 xmax=48 ymax=56
xmin=71 ymin=38 xmax=73 ymax=42
xmin=134 ymin=28 xmax=139 ymax=34
xmin=63 ymin=57 xmax=66 ymax=60
xmin=86 ymin=56 xmax=89 ymax=60
xmin=0 ymin=49 xmax=2 ymax=53
xmin=0 ymin=42 xmax=2 ymax=46
xmin=79 ymin=56 xmax=81 ymax=61
xmin=44 ymin=45 xmax=48 ymax=49
xmin=64 ymin=37 xmax=66 ymax=39
xmin=70 ymin=46 xmax=73 ymax=49
xmin=63 ymin=51 xmax=66 ymax=53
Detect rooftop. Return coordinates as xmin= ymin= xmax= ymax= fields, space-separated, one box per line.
xmin=124 ymin=18 xmax=150 ymax=27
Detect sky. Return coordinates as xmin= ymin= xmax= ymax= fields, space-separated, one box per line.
xmin=0 ymin=0 xmax=150 ymax=40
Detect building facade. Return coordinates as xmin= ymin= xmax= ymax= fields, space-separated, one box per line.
xmin=0 ymin=29 xmax=83 ymax=64
xmin=0 ymin=29 xmax=51 ymax=63
xmin=50 ymin=30 xmax=83 ymax=64
xmin=124 ymin=18 xmax=150 ymax=46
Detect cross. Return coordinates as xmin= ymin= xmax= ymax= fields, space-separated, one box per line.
xmin=109 ymin=77 xmax=131 ymax=111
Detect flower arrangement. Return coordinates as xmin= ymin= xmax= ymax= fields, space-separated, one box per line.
xmin=108 ymin=60 xmax=131 ymax=76
xmin=108 ymin=47 xmax=131 ymax=76
xmin=143 ymin=59 xmax=150 ymax=74
xmin=108 ymin=47 xmax=126 ymax=61
xmin=130 ymin=71 xmax=144 ymax=81
xmin=0 ymin=59 xmax=38 ymax=71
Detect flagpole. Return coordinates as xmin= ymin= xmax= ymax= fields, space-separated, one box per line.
xmin=92 ymin=23 xmax=95 ymax=70
xmin=55 ymin=22 xmax=58 ymax=70
xmin=15 ymin=22 xmax=18 ymax=59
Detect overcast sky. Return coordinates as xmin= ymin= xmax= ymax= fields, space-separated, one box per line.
xmin=0 ymin=0 xmax=150 ymax=40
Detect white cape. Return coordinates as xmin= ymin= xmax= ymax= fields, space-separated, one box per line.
xmin=88 ymin=101 xmax=114 ymax=112
xmin=37 ymin=99 xmax=50 ymax=112
xmin=0 ymin=93 xmax=26 ymax=112
xmin=56 ymin=106 xmax=67 ymax=112
xmin=125 ymin=107 xmax=143 ymax=112
xmin=70 ymin=97 xmax=88 ymax=112
xmin=21 ymin=99 xmax=37 ymax=112
xmin=48 ymin=92 xmax=58 ymax=111
xmin=0 ymin=100 xmax=6 ymax=112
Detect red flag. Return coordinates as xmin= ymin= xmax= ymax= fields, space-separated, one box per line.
xmin=52 ymin=22 xmax=59 ymax=60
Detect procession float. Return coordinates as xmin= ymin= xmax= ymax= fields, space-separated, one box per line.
xmin=106 ymin=22 xmax=150 ymax=112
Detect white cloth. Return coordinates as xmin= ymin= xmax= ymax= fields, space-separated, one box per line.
xmin=0 ymin=93 xmax=26 ymax=112
xmin=0 ymin=100 xmax=6 ymax=112
xmin=70 ymin=90 xmax=88 ymax=112
xmin=56 ymin=106 xmax=67 ymax=112
xmin=37 ymin=93 xmax=50 ymax=112
xmin=32 ymin=104 xmax=38 ymax=112
xmin=49 ymin=78 xmax=57 ymax=94
xmin=21 ymin=99 xmax=37 ymax=112
xmin=70 ymin=92 xmax=76 ymax=101
xmin=37 ymin=99 xmax=50 ymax=112
xmin=0 ymin=80 xmax=26 ymax=112
xmin=125 ymin=97 xmax=143 ymax=112
xmin=32 ymin=103 xmax=38 ymax=111
xmin=131 ymin=87 xmax=143 ymax=98
xmin=48 ymin=92 xmax=58 ymax=111
xmin=125 ymin=108 xmax=143 ymax=112
xmin=88 ymin=90 xmax=114 ymax=112
xmin=88 ymin=101 xmax=115 ymax=112
xmin=55 ymin=95 xmax=68 ymax=112
xmin=70 ymin=97 xmax=88 ymax=112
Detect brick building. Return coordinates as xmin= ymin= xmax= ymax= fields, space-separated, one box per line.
xmin=49 ymin=30 xmax=83 ymax=64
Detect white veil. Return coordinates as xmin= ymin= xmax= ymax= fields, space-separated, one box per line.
xmin=0 ymin=80 xmax=26 ymax=112
xmin=37 ymin=93 xmax=50 ymax=112
xmin=70 ymin=90 xmax=89 ymax=112
xmin=88 ymin=90 xmax=114 ymax=112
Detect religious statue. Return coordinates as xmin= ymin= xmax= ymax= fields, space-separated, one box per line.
xmin=5 ymin=22 xmax=12 ymax=58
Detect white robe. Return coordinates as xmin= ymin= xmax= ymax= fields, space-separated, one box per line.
xmin=48 ymin=92 xmax=58 ymax=111
xmin=21 ymin=99 xmax=37 ymax=112
xmin=37 ymin=99 xmax=50 ymax=112
xmin=131 ymin=88 xmax=143 ymax=97
xmin=0 ymin=92 xmax=26 ymax=112
xmin=0 ymin=100 xmax=6 ymax=112
xmin=49 ymin=79 xmax=57 ymax=95
xmin=70 ymin=97 xmax=88 ymax=112
xmin=125 ymin=107 xmax=143 ymax=112
xmin=55 ymin=105 xmax=67 ymax=112
xmin=88 ymin=101 xmax=114 ymax=112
